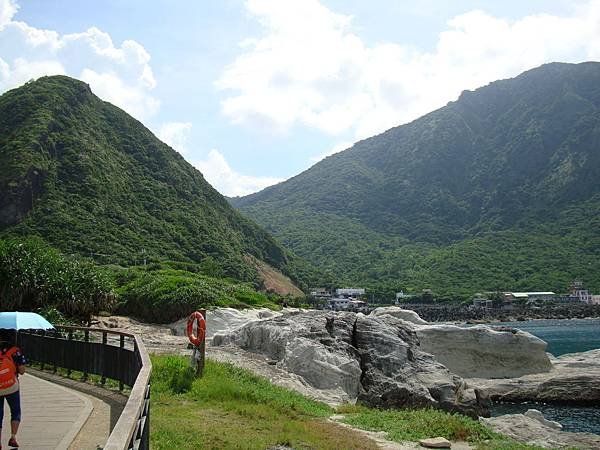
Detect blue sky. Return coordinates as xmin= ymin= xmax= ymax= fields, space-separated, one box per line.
xmin=1 ymin=0 xmax=598 ymax=195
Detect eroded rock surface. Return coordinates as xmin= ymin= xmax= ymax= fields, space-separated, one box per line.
xmin=212 ymin=310 xmax=490 ymax=417
xmin=469 ymin=349 xmax=600 ymax=404
xmin=416 ymin=324 xmax=552 ymax=378
xmin=169 ymin=307 xmax=284 ymax=338
xmin=482 ymin=410 xmax=600 ymax=449
xmin=371 ymin=307 xmax=552 ymax=378
xmin=371 ymin=307 xmax=428 ymax=325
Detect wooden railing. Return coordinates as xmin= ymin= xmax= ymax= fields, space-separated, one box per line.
xmin=19 ymin=326 xmax=151 ymax=450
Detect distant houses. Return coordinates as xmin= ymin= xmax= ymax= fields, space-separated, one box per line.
xmin=563 ymin=280 xmax=600 ymax=304
xmin=471 ymin=280 xmax=600 ymax=308
xmin=309 ymin=287 xmax=331 ymax=299
xmin=336 ymin=288 xmax=365 ymax=297
xmin=504 ymin=292 xmax=556 ymax=304
xmin=310 ymin=287 xmax=368 ymax=311
xmin=394 ymin=290 xmax=415 ymax=304
xmin=472 ymin=295 xmax=493 ymax=308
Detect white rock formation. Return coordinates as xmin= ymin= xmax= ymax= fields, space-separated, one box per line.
xmin=416 ymin=324 xmax=552 ymax=378
xmin=469 ymin=349 xmax=600 ymax=404
xmin=482 ymin=411 xmax=600 ymax=449
xmin=169 ymin=307 xmax=283 ymax=338
xmin=371 ymin=307 xmax=553 ymax=378
xmin=524 ymin=409 xmax=562 ymax=430
xmin=371 ymin=307 xmax=428 ymax=325
xmin=212 ymin=310 xmax=491 ymax=417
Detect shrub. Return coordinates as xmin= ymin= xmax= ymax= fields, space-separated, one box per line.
xmin=114 ymin=267 xmax=280 ymax=323
xmin=0 ymin=237 xmax=114 ymax=323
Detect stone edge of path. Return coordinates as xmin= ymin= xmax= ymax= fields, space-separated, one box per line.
xmin=27 ymin=373 xmax=93 ymax=450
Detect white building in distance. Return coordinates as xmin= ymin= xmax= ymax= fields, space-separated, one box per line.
xmin=505 ymin=292 xmax=556 ymax=302
xmin=336 ymin=288 xmax=365 ymax=297
xmin=569 ymin=280 xmax=592 ymax=303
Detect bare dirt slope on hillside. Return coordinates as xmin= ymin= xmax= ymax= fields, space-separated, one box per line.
xmin=245 ymin=255 xmax=304 ymax=297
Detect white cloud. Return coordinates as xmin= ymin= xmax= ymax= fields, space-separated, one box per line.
xmin=0 ymin=1 xmax=158 ymax=120
xmin=310 ymin=141 xmax=353 ymax=163
xmin=157 ymin=122 xmax=193 ymax=154
xmin=219 ymin=0 xmax=600 ymax=140
xmin=0 ymin=0 xmax=17 ymax=28
xmin=194 ymin=149 xmax=284 ymax=197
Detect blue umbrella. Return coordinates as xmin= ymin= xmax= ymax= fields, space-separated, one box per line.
xmin=0 ymin=312 xmax=55 ymax=330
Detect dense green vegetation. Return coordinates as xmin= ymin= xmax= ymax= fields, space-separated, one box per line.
xmin=150 ymin=355 xmax=377 ymax=449
xmin=0 ymin=75 xmax=310 ymax=290
xmin=113 ymin=266 xmax=283 ymax=323
xmin=233 ymin=62 xmax=600 ymax=297
xmin=0 ymin=236 xmax=294 ymax=324
xmin=0 ymin=237 xmax=113 ymax=323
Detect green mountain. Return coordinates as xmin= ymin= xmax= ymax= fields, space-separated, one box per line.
xmin=232 ymin=62 xmax=600 ymax=297
xmin=0 ymin=75 xmax=307 ymax=288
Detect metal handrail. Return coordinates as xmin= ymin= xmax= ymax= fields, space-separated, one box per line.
xmin=20 ymin=325 xmax=152 ymax=450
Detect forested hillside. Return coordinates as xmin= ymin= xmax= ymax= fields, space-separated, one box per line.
xmin=233 ymin=62 xmax=600 ymax=297
xmin=0 ymin=76 xmax=309 ymax=288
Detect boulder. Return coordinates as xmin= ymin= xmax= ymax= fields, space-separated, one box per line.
xmin=416 ymin=324 xmax=552 ymax=378
xmin=371 ymin=307 xmax=553 ymax=379
xmin=468 ymin=349 xmax=600 ymax=404
xmin=524 ymin=409 xmax=562 ymax=430
xmin=170 ymin=307 xmax=282 ymax=338
xmin=482 ymin=412 xmax=600 ymax=448
xmin=212 ymin=310 xmax=490 ymax=418
xmin=371 ymin=307 xmax=429 ymax=325
xmin=418 ymin=437 xmax=451 ymax=448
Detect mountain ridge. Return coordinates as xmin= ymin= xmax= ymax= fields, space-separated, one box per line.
xmin=0 ymin=75 xmax=308 ymax=289
xmin=233 ymin=62 xmax=600 ymax=296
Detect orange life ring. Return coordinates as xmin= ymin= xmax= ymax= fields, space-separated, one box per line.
xmin=187 ymin=311 xmax=206 ymax=347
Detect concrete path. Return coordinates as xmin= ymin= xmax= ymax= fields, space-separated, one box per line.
xmin=1 ymin=374 xmax=92 ymax=450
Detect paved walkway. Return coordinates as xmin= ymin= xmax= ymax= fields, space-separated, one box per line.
xmin=1 ymin=374 xmax=92 ymax=450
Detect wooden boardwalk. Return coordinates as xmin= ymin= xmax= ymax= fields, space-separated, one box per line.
xmin=1 ymin=374 xmax=92 ymax=450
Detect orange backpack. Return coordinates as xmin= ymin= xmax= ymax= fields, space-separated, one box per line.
xmin=0 ymin=348 xmax=18 ymax=390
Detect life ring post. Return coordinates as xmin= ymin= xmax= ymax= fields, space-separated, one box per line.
xmin=187 ymin=309 xmax=207 ymax=377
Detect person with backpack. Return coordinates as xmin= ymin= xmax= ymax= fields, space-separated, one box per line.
xmin=0 ymin=330 xmax=26 ymax=449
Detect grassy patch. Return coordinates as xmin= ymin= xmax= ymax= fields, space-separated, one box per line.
xmin=150 ymin=355 xmax=378 ymax=449
xmin=337 ymin=404 xmax=543 ymax=450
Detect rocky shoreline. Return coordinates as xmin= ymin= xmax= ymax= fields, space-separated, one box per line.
xmin=399 ymin=303 xmax=600 ymax=323
xmin=468 ymin=349 xmax=600 ymax=405
xmin=97 ymin=307 xmax=600 ymax=449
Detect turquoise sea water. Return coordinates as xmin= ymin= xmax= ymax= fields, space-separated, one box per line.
xmin=491 ymin=318 xmax=600 ymax=356
xmin=488 ymin=318 xmax=600 ymax=434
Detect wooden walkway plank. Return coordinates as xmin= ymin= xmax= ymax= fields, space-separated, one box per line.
xmin=1 ymin=374 xmax=92 ymax=450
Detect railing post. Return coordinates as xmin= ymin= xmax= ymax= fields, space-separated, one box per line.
xmin=101 ymin=331 xmax=107 ymax=386
xmin=40 ymin=330 xmax=46 ymax=371
xmin=197 ymin=309 xmax=206 ymax=377
xmin=51 ymin=330 xmax=58 ymax=374
xmin=141 ymin=383 xmax=150 ymax=450
xmin=82 ymin=330 xmax=89 ymax=382
xmin=67 ymin=330 xmax=73 ymax=378
xmin=119 ymin=334 xmax=125 ymax=391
